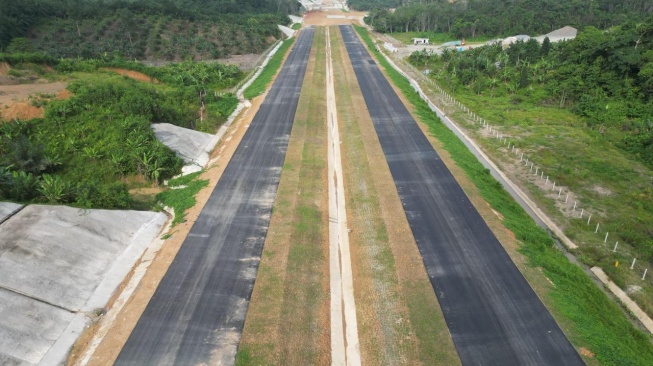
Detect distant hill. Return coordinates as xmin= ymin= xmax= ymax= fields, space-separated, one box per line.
xmin=0 ymin=0 xmax=297 ymax=60
xmin=27 ymin=12 xmax=286 ymax=60
xmin=361 ymin=0 xmax=653 ymax=37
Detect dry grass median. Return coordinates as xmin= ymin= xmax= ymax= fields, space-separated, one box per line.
xmin=236 ymin=28 xmax=330 ymax=365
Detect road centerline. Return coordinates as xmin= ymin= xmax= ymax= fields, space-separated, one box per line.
xmin=326 ymin=26 xmax=361 ymax=366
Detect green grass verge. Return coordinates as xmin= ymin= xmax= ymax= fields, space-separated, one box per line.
xmin=243 ymin=38 xmax=296 ymax=100
xmin=388 ymin=31 xmax=492 ymax=45
xmin=157 ymin=171 xmax=208 ymax=225
xmin=291 ymin=23 xmax=302 ymax=30
xmin=355 ymin=24 xmax=653 ymax=365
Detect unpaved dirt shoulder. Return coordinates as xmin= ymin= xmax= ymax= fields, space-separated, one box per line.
xmin=333 ymin=27 xmax=461 ymax=365
xmin=237 ymin=28 xmax=330 ymax=365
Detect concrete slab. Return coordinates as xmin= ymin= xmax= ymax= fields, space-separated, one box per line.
xmin=0 ymin=288 xmax=74 ymax=366
xmin=289 ymin=15 xmax=303 ymax=24
xmin=0 ymin=205 xmax=167 ymax=365
xmin=278 ymin=24 xmax=295 ymax=38
xmin=0 ymin=202 xmax=23 ymax=223
xmin=152 ymin=123 xmax=216 ymax=167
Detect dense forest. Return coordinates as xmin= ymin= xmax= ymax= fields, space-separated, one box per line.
xmin=363 ymin=0 xmax=653 ymax=38
xmin=0 ymin=0 xmax=297 ymax=59
xmin=347 ymin=0 xmax=400 ymax=11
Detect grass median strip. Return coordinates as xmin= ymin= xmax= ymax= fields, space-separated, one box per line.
xmin=354 ymin=24 xmax=653 ymax=365
xmin=333 ymin=26 xmax=460 ymax=365
xmin=237 ymin=28 xmax=329 ymax=365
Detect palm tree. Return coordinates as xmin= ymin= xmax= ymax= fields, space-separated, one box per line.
xmin=38 ymin=174 xmax=72 ymax=204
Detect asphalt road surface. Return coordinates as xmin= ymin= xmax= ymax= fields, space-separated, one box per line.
xmin=339 ymin=25 xmax=584 ymax=366
xmin=115 ymin=27 xmax=315 ymax=366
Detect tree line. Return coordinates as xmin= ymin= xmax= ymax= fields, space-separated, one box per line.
xmin=409 ymin=16 xmax=653 ymax=164
xmin=363 ymin=0 xmax=653 ymax=38
xmin=0 ymin=0 xmax=297 ymax=54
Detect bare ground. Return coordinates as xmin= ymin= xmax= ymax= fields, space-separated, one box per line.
xmin=0 ymin=82 xmax=68 ymax=121
xmin=102 ymin=68 xmax=159 ymax=83
xmin=304 ymin=9 xmax=367 ymax=27
xmin=216 ymin=54 xmax=262 ymax=71
xmin=0 ymin=62 xmax=9 ymax=76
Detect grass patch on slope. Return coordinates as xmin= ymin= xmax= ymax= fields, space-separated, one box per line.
xmin=157 ymin=171 xmax=208 ymax=225
xmin=355 ymin=24 xmax=653 ymax=366
xmin=243 ymin=38 xmax=296 ymax=100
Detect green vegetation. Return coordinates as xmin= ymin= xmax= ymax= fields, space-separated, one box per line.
xmin=243 ymin=38 xmax=295 ymax=99
xmin=365 ymin=0 xmax=652 ymax=38
xmin=348 ymin=0 xmax=400 ymax=11
xmin=355 ymin=24 xmax=653 ymax=365
xmin=0 ymin=58 xmax=242 ymax=209
xmin=1 ymin=0 xmax=297 ymax=60
xmin=406 ymin=19 xmax=653 ymax=312
xmin=388 ymin=32 xmax=484 ymax=45
xmin=156 ymin=171 xmax=209 ymax=225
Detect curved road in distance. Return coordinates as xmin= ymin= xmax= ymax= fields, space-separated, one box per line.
xmin=114 ymin=27 xmax=315 ymax=366
xmin=339 ymin=25 xmax=584 ymax=366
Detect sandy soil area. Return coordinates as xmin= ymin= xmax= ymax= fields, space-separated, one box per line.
xmin=216 ymin=53 xmax=262 ymax=71
xmin=0 ymin=62 xmax=10 ymax=76
xmin=102 ymin=68 xmax=159 ymax=83
xmin=0 ymin=83 xmax=69 ymax=121
xmin=304 ymin=10 xmax=366 ymax=26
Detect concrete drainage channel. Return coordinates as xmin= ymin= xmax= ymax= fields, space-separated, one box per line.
xmin=326 ymin=27 xmax=361 ymax=366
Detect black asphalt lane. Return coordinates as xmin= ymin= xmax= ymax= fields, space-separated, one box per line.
xmin=114 ymin=28 xmax=315 ymax=366
xmin=339 ymin=25 xmax=584 ymax=366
